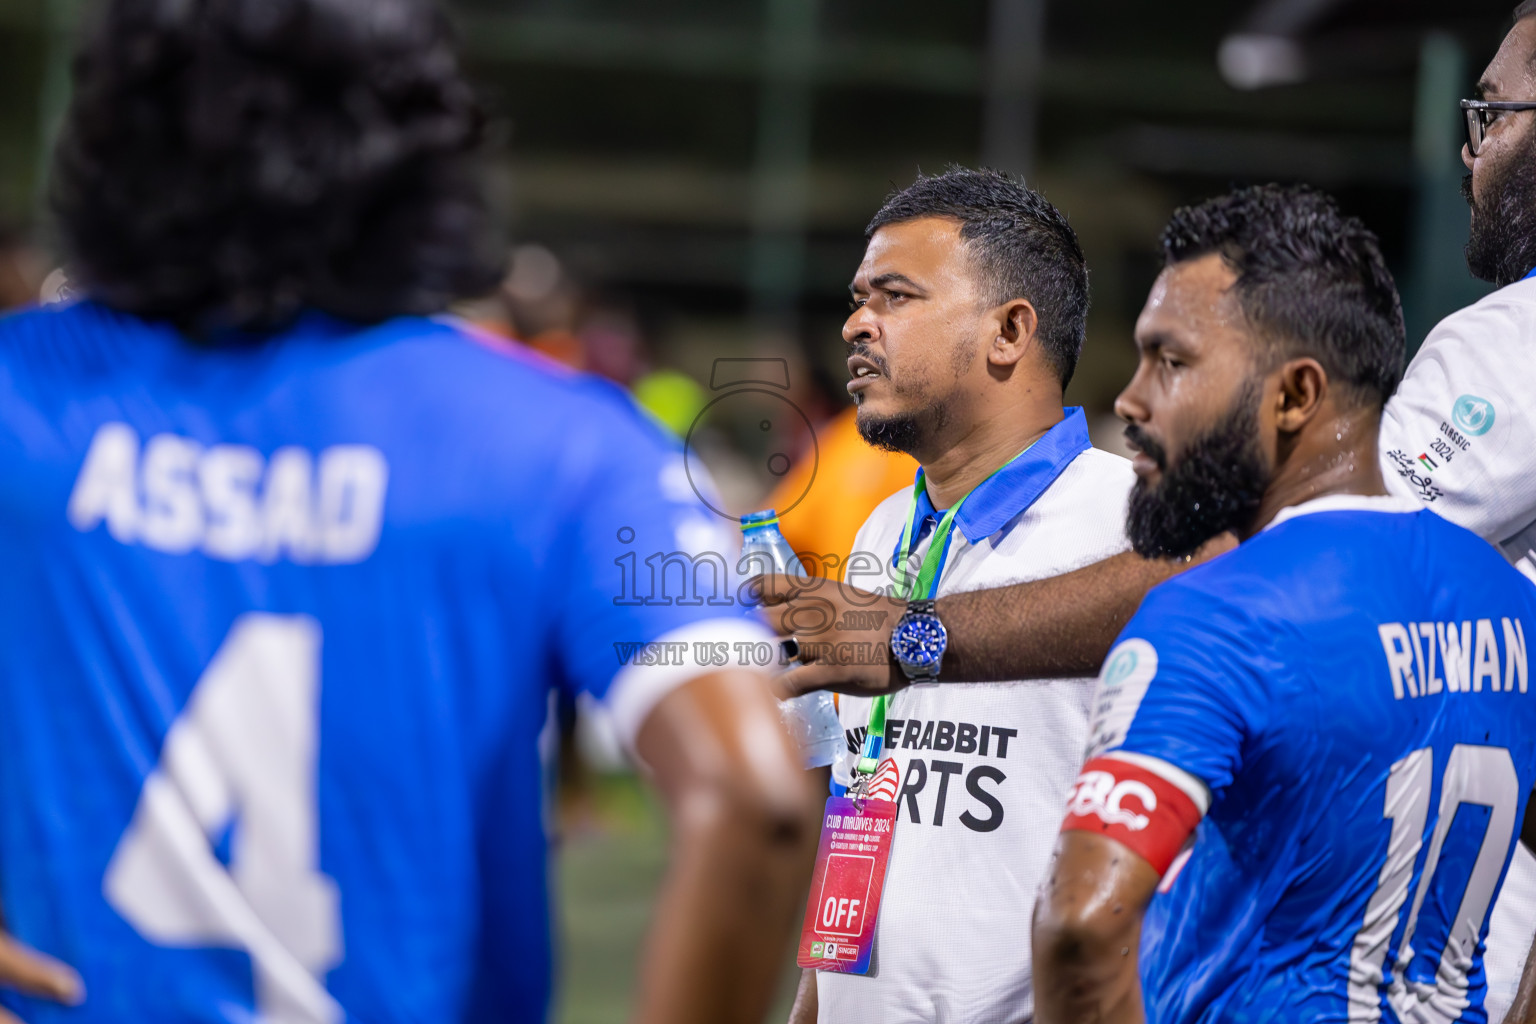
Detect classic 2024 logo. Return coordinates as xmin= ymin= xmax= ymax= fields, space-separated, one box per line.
xmin=1451 ymin=394 xmax=1495 ymax=437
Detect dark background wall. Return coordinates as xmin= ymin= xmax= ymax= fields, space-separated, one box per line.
xmin=0 ymin=0 xmax=1516 ymax=461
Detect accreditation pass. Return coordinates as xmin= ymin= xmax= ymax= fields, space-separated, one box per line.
xmin=796 ymin=795 xmax=897 ymax=975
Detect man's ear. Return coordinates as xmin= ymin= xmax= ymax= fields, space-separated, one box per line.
xmin=1274 ymin=357 xmax=1328 ymax=432
xmin=990 ymin=298 xmax=1039 ymax=367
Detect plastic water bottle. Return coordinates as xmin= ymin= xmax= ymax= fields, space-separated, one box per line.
xmin=739 ymin=510 xmax=845 ymax=769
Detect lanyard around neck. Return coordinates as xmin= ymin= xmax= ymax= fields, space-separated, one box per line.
xmin=855 ymin=442 xmax=1035 ymax=778
xmin=892 ymin=485 xmax=965 ymax=603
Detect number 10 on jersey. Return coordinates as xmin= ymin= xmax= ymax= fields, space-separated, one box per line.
xmin=1348 ymin=744 xmax=1521 ymax=1022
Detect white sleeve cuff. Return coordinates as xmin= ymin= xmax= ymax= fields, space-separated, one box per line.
xmin=604 ymin=617 xmax=778 ymax=753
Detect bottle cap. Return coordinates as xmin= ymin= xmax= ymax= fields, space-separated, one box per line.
xmin=739 ymin=509 xmax=780 ymax=531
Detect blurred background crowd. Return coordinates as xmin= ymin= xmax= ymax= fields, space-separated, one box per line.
xmin=0 ymin=0 xmax=1523 ymax=1019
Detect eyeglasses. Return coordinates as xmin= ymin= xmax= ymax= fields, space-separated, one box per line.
xmin=1462 ymin=99 xmax=1536 ymax=156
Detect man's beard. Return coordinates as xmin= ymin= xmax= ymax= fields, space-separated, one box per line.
xmin=852 ymin=340 xmax=967 ymax=455
xmin=1124 ymin=386 xmax=1269 ymax=559
xmin=857 ymin=399 xmax=951 ymax=455
xmin=1463 ymin=127 xmax=1536 ymax=286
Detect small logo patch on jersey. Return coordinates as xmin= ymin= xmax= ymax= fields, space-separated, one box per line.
xmin=1385 ymin=449 xmax=1445 ymax=503
xmin=1452 ymin=394 xmax=1495 ymax=437
xmin=1086 ymin=638 xmax=1158 ymax=759
xmin=1102 ymin=644 xmax=1143 ymax=687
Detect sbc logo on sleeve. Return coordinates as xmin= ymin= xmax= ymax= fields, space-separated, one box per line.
xmin=1065 ymin=769 xmax=1156 ymax=831
xmin=1060 ymin=757 xmax=1203 ymax=876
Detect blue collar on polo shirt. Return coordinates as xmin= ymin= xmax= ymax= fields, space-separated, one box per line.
xmin=891 ymin=405 xmax=1093 ymax=565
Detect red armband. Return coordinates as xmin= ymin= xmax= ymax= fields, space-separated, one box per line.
xmin=1060 ymin=756 xmax=1204 ymax=875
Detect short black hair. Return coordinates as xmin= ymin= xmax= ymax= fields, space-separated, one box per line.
xmin=866 ymin=168 xmax=1090 ymax=388
xmin=51 ymin=0 xmax=505 ymax=337
xmin=1160 ymin=184 xmax=1405 ymax=408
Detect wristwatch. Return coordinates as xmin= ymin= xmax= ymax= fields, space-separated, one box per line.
xmin=890 ymin=599 xmax=948 ymax=683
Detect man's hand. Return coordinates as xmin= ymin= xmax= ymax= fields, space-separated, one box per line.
xmin=754 ymin=536 xmax=1242 ymax=697
xmin=0 ymin=926 xmax=84 ymax=1022
xmin=752 ymin=574 xmax=907 ymax=697
xmin=751 ymin=548 xmax=1156 ymax=698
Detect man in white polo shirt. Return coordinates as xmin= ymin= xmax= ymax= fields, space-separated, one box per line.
xmin=786 ymin=169 xmax=1132 ymax=1024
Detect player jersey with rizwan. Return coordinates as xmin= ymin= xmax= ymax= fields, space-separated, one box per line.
xmin=1071 ymin=494 xmax=1536 ymax=1024
xmin=1379 ymin=270 xmax=1536 ymax=1019
xmin=0 ymin=300 xmax=770 ymax=1022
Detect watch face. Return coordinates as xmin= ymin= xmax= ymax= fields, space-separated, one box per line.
xmin=892 ymin=613 xmax=946 ymax=669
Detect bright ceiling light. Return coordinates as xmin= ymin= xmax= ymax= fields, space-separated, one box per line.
xmin=1218 ymin=33 xmax=1307 ymax=89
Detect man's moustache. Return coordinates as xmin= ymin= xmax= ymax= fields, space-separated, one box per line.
xmin=848 ymin=344 xmax=889 ymax=376
xmin=1124 ymin=425 xmax=1167 ymax=470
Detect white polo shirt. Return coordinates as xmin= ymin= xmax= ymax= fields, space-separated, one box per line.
xmin=1380 ymin=274 xmax=1536 ymax=1021
xmin=816 ymin=407 xmax=1133 ymax=1024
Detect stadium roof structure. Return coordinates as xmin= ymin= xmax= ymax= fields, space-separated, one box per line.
xmin=443 ymin=0 xmax=1512 ymax=400
xmin=0 ymin=0 xmax=1518 ymax=409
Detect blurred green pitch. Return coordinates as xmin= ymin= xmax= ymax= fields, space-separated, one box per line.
xmin=556 ymin=777 xmax=801 ymax=1023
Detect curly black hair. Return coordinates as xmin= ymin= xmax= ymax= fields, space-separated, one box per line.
xmin=1161 ymin=183 xmax=1405 ymax=407
xmin=866 ymin=167 xmax=1090 ymax=388
xmin=51 ymin=0 xmax=506 ymax=337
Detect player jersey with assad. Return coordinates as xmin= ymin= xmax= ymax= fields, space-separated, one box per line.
xmin=0 ymin=300 xmax=766 ymax=1023
xmin=818 ymin=408 xmax=1133 ymax=1024
xmin=1066 ymin=495 xmax=1536 ymax=1024
xmin=1379 ymin=271 xmax=1536 ymax=1019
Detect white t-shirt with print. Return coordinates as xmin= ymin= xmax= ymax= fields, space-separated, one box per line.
xmin=815 ymin=445 xmax=1133 ymax=1024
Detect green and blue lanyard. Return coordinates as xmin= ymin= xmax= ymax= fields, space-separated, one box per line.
xmin=851 ymin=446 xmax=1033 ymax=787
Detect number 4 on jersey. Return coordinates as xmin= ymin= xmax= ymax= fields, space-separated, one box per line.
xmin=104 ymin=614 xmax=343 ymax=1024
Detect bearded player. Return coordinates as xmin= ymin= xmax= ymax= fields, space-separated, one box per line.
xmin=1031 ymin=185 xmax=1536 ymax=1023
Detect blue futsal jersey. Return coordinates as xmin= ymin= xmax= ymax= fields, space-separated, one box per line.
xmin=1085 ymin=495 xmax=1536 ymax=1024
xmin=0 ymin=300 xmax=765 ymax=1022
